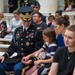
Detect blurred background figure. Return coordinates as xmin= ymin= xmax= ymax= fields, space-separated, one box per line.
xmin=20 ymin=0 xmax=24 ymax=7
xmin=55 ymin=10 xmax=62 ymax=19
xmin=8 ymin=10 xmax=22 ymax=34
xmin=20 ymin=0 xmax=31 ymax=7
xmin=32 ymin=1 xmax=46 ymax=23
xmin=64 ymin=0 xmax=72 ymax=11
xmin=8 ymin=0 xmax=18 ymax=13
xmin=0 ymin=12 xmax=7 ymax=38
xmin=5 ymin=10 xmax=22 ymax=39
xmin=19 ymin=0 xmax=36 ymax=7
xmin=48 ymin=15 xmax=55 ymax=29
xmin=32 ymin=1 xmax=40 ymax=14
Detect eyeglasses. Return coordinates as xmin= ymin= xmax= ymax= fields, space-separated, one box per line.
xmin=33 ymin=6 xmax=39 ymax=8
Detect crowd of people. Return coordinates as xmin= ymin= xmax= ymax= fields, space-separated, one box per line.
xmin=0 ymin=0 xmax=75 ymax=75
xmin=8 ymin=0 xmax=37 ymax=13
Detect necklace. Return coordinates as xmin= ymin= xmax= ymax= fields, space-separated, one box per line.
xmin=67 ymin=51 xmax=74 ymax=59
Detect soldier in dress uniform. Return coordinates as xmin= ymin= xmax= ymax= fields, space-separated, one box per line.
xmin=0 ymin=6 xmax=43 ymax=75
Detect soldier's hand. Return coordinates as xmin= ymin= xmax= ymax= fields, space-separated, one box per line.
xmin=22 ymin=55 xmax=30 ymax=61
xmin=22 ymin=59 xmax=32 ymax=65
xmin=0 ymin=56 xmax=5 ymax=63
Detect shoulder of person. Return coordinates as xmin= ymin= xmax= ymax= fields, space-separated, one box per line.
xmin=15 ymin=26 xmax=23 ymax=31
xmin=57 ymin=47 xmax=67 ymax=53
xmin=1 ymin=21 xmax=7 ymax=24
xmin=29 ymin=24 xmax=37 ymax=30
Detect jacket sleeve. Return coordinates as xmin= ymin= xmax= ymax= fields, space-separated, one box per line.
xmin=34 ymin=30 xmax=44 ymax=51
xmin=3 ymin=29 xmax=17 ymax=59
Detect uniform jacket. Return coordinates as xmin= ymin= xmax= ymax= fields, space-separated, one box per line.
xmin=3 ymin=24 xmax=43 ymax=59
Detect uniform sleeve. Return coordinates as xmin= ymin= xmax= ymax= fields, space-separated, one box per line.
xmin=53 ymin=48 xmax=61 ymax=62
xmin=50 ymin=46 xmax=58 ymax=56
xmin=34 ymin=30 xmax=43 ymax=51
xmin=3 ymin=29 xmax=17 ymax=59
xmin=42 ymin=44 xmax=46 ymax=49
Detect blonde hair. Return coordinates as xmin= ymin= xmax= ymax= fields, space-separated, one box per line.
xmin=13 ymin=10 xmax=20 ymax=15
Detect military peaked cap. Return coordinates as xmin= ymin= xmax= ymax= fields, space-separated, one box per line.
xmin=18 ymin=6 xmax=33 ymax=21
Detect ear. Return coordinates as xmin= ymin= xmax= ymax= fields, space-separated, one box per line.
xmin=61 ymin=24 xmax=65 ymax=28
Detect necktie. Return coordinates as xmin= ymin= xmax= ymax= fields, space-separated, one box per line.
xmin=24 ymin=28 xmax=26 ymax=32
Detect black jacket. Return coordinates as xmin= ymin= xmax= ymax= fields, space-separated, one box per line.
xmin=3 ymin=24 xmax=43 ymax=58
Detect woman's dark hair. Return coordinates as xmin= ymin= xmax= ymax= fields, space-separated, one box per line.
xmin=54 ymin=15 xmax=70 ymax=27
xmin=48 ymin=15 xmax=55 ymax=20
xmin=55 ymin=10 xmax=62 ymax=16
xmin=42 ymin=27 xmax=56 ymax=43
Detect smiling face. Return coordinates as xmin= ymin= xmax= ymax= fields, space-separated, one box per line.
xmin=33 ymin=13 xmax=41 ymax=23
xmin=64 ymin=29 xmax=75 ymax=47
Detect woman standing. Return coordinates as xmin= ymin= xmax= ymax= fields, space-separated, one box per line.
xmin=48 ymin=25 xmax=75 ymax=75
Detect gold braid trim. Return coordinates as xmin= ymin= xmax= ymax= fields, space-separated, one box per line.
xmin=32 ymin=56 xmax=37 ymax=61
xmin=5 ymin=52 xmax=9 ymax=57
xmin=20 ymin=13 xmax=32 ymax=21
xmin=22 ymin=66 xmax=30 ymax=75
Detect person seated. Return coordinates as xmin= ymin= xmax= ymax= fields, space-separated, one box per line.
xmin=0 ymin=12 xmax=7 ymax=38
xmin=21 ymin=28 xmax=58 ymax=75
xmin=55 ymin=10 xmax=62 ymax=19
xmin=48 ymin=25 xmax=75 ymax=75
xmin=8 ymin=10 xmax=22 ymax=34
xmin=32 ymin=12 xmax=47 ymax=31
xmin=0 ymin=6 xmax=43 ymax=75
xmin=5 ymin=10 xmax=22 ymax=39
xmin=48 ymin=15 xmax=55 ymax=29
xmin=32 ymin=1 xmax=46 ymax=23
xmin=54 ymin=15 xmax=70 ymax=47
